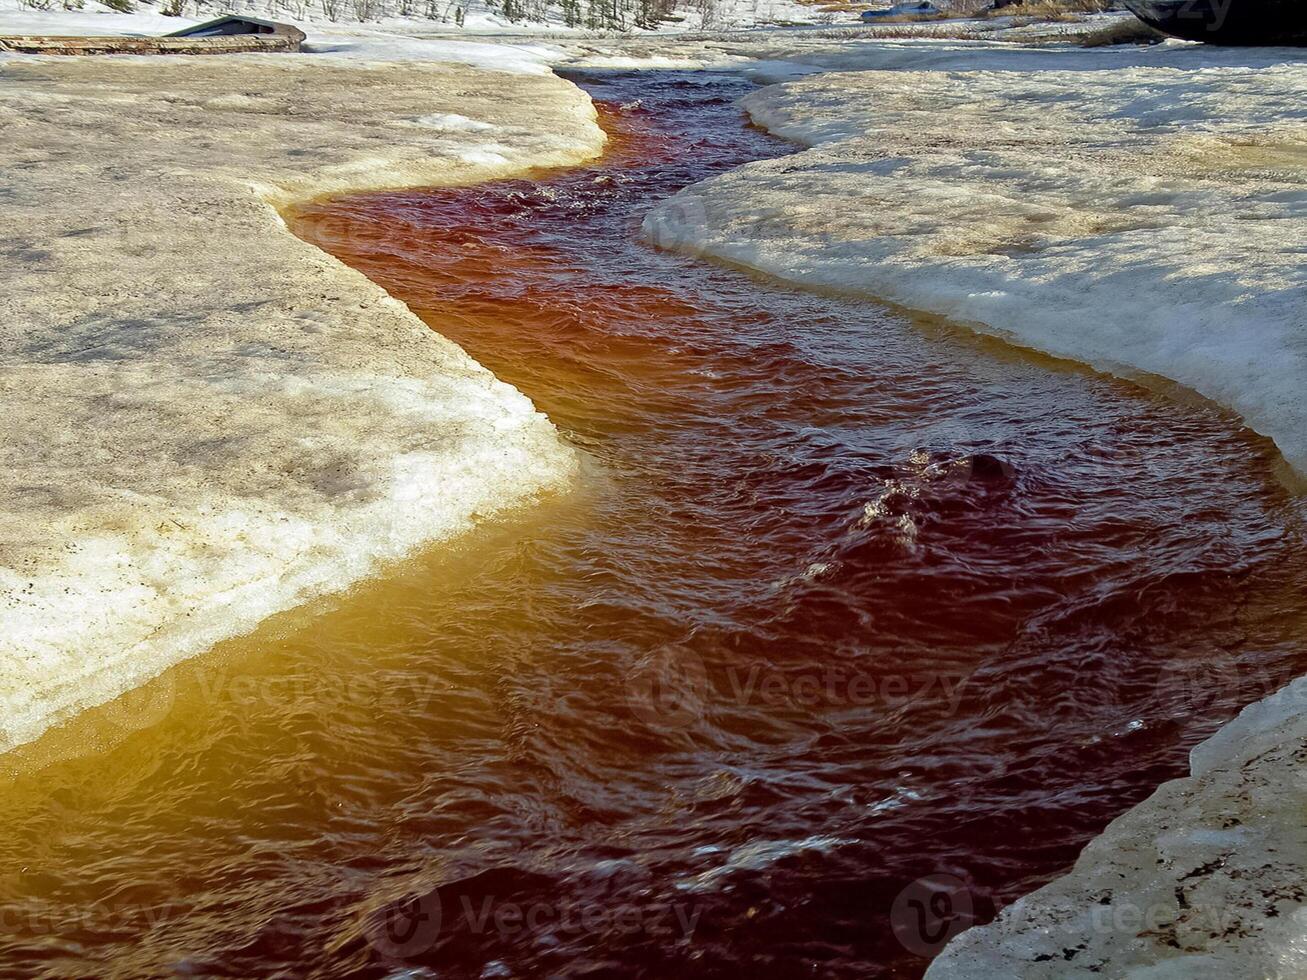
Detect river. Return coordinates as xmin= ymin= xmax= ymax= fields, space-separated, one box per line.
xmin=3 ymin=69 xmax=1304 ymax=979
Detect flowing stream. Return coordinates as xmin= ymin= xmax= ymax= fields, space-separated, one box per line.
xmin=3 ymin=70 xmax=1306 ymax=979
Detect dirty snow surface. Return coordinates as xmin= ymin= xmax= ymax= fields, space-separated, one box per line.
xmin=643 ymin=41 xmax=1307 ymax=476
xmin=0 ymin=53 xmax=604 ymax=751
xmin=927 ymin=677 xmax=1307 ymax=979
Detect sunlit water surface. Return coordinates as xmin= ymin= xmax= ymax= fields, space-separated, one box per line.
xmin=5 ymin=71 xmax=1307 ymax=979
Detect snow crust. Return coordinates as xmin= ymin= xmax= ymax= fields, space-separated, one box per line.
xmin=0 ymin=0 xmax=196 ymax=36
xmin=0 ymin=52 xmax=604 ymax=751
xmin=926 ymin=677 xmax=1307 ymax=978
xmin=642 ymin=41 xmax=1307 ymax=474
xmin=411 ymin=111 xmax=499 ymax=130
xmin=298 ymin=33 xmax=568 ymax=70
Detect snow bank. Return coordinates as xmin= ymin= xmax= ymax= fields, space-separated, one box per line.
xmin=642 ymin=43 xmax=1307 ymax=475
xmin=0 ymin=52 xmax=604 ymax=751
xmin=0 ymin=0 xmax=825 ymax=43
xmin=0 ymin=0 xmax=197 ymax=36
xmin=297 ymin=33 xmax=568 ymax=71
xmin=926 ymin=677 xmax=1307 ymax=978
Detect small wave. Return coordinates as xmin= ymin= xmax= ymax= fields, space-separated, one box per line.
xmin=675 ymin=835 xmax=856 ymax=893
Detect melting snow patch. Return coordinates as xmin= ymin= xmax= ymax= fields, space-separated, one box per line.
xmin=459 ymin=144 xmax=515 ymax=166
xmin=411 ymin=113 xmax=499 ymax=133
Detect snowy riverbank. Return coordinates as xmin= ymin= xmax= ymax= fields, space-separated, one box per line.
xmin=632 ymin=36 xmax=1307 ymax=976
xmin=928 ymin=676 xmax=1307 ymax=977
xmin=0 ymin=50 xmax=603 ymax=750
xmin=643 ymin=40 xmax=1307 ymax=477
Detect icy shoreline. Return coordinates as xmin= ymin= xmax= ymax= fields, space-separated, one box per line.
xmin=636 ymin=38 xmax=1307 ymax=977
xmin=0 ymin=51 xmax=604 ymax=750
xmin=643 ymin=42 xmax=1307 ymax=477
xmin=927 ymin=677 xmax=1307 ymax=978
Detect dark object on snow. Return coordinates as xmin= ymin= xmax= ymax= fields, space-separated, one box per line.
xmin=1124 ymin=0 xmax=1307 ymax=45
xmin=861 ymin=1 xmax=942 ymax=20
xmin=0 ymin=17 xmax=304 ymax=54
xmin=166 ymin=15 xmax=306 ymax=46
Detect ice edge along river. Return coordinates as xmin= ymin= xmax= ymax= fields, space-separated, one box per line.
xmin=636 ymin=38 xmax=1307 ymax=978
xmin=0 ymin=48 xmax=605 ymax=753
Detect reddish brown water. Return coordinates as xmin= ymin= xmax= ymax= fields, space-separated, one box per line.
xmin=5 ymin=71 xmax=1306 ymax=979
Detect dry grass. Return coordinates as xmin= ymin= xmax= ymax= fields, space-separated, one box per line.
xmin=994 ymin=0 xmax=1109 ymax=19
xmin=853 ymin=19 xmax=999 ymax=37
xmin=774 ymin=0 xmax=1161 ymax=44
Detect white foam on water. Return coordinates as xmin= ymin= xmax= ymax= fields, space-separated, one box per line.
xmin=675 ymin=835 xmax=855 ymax=893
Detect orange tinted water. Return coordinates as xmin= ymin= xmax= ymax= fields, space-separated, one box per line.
xmin=4 ymin=71 xmax=1306 ymax=979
